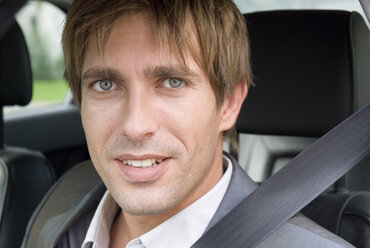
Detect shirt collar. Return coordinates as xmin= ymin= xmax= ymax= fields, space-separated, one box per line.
xmin=82 ymin=190 xmax=119 ymax=248
xmin=82 ymin=155 xmax=233 ymax=248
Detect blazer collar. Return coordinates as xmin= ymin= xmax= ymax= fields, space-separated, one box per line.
xmin=205 ymin=152 xmax=258 ymax=231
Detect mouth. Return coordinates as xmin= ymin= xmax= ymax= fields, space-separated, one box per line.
xmin=119 ymin=158 xmax=164 ymax=168
xmin=114 ymin=155 xmax=170 ymax=182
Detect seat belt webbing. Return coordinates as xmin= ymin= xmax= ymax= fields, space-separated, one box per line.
xmin=192 ymin=103 xmax=370 ymax=248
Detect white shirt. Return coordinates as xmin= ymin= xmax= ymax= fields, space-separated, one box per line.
xmin=82 ymin=155 xmax=233 ymax=248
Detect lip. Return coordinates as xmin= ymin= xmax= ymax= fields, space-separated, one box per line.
xmin=116 ymin=153 xmax=167 ymax=161
xmin=114 ymin=154 xmax=170 ymax=183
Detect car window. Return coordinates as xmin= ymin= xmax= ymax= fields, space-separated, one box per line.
xmin=235 ymin=0 xmax=369 ymax=26
xmin=4 ymin=0 xmax=68 ymax=114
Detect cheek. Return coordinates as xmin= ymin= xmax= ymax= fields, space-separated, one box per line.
xmin=81 ymin=98 xmax=119 ymax=157
xmin=157 ymin=93 xmax=220 ymax=153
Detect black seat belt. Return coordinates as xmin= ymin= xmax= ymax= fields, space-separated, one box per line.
xmin=192 ymin=103 xmax=370 ymax=248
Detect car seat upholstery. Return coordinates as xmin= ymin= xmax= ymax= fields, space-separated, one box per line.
xmin=0 ymin=19 xmax=56 ymax=248
xmin=239 ymin=10 xmax=370 ymax=247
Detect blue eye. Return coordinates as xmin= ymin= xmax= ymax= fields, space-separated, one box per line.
xmin=164 ymin=78 xmax=185 ymax=89
xmin=93 ymin=80 xmax=115 ymax=91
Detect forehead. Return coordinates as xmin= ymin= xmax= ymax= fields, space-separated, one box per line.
xmin=84 ymin=12 xmax=155 ymax=62
xmin=109 ymin=12 xmax=155 ymax=43
xmin=82 ymin=11 xmax=202 ymax=73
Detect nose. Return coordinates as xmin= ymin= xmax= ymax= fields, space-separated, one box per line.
xmin=118 ymin=89 xmax=158 ymax=142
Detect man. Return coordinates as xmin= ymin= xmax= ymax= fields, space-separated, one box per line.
xmin=31 ymin=0 xmax=353 ymax=247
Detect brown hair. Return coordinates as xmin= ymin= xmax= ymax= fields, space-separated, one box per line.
xmin=62 ymin=0 xmax=252 ymax=151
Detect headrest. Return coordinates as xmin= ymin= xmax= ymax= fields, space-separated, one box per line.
xmin=237 ymin=11 xmax=370 ymax=137
xmin=0 ymin=19 xmax=32 ymax=106
xmin=0 ymin=0 xmax=28 ymax=38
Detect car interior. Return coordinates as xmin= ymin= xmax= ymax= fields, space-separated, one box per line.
xmin=0 ymin=0 xmax=369 ymax=248
xmin=0 ymin=19 xmax=56 ymax=247
xmin=238 ymin=10 xmax=370 ymax=247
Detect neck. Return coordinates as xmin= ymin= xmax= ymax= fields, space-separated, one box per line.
xmin=110 ymin=209 xmax=174 ymax=247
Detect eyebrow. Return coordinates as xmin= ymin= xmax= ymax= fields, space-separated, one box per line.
xmin=144 ymin=65 xmax=202 ymax=83
xmin=81 ymin=64 xmax=202 ymax=85
xmin=81 ymin=67 xmax=125 ymax=85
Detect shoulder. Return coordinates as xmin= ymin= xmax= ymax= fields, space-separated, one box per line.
xmin=56 ymin=210 xmax=95 ymax=248
xmin=22 ymin=160 xmax=104 ymax=248
xmin=220 ymin=154 xmax=354 ymax=248
xmin=258 ymin=214 xmax=354 ymax=248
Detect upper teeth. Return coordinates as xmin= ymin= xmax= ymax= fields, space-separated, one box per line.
xmin=122 ymin=158 xmax=163 ymax=168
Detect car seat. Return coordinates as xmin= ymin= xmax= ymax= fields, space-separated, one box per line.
xmin=239 ymin=10 xmax=370 ymax=247
xmin=0 ymin=19 xmax=56 ymax=247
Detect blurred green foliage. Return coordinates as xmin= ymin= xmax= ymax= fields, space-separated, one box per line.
xmin=32 ymin=80 xmax=69 ymax=102
xmin=28 ymin=15 xmax=64 ymax=81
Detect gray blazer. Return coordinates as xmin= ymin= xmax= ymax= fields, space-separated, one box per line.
xmin=23 ymin=153 xmax=354 ymax=247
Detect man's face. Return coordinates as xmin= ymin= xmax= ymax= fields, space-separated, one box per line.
xmin=81 ymin=12 xmax=231 ymax=217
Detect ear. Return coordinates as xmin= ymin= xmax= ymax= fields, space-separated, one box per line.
xmin=219 ymin=82 xmax=248 ymax=132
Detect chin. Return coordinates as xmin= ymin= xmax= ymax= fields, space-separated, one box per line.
xmin=121 ymin=199 xmax=179 ymax=216
xmin=111 ymin=187 xmax=182 ymax=216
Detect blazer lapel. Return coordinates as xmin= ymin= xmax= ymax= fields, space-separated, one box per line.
xmin=205 ymin=152 xmax=258 ymax=232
